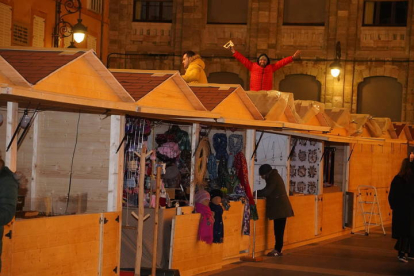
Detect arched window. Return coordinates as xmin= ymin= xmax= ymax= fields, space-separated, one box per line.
xmin=357 ymin=76 xmax=402 ymax=121
xmin=207 ymin=72 xmax=244 ymax=87
xmin=279 ymin=74 xmax=321 ymax=101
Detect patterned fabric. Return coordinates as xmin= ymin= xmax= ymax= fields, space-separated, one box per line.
xmin=213 ymin=133 xmax=229 ymax=160
xmin=234 ymin=152 xmax=259 ymax=235
xmin=195 ymin=203 xmax=214 ymax=244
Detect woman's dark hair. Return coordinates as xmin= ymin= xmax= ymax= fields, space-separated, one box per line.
xmin=398 ymin=158 xmax=412 ymax=178
xmin=259 ymin=164 xmax=272 ymax=176
xmin=257 ymin=53 xmax=270 ymax=66
xmin=183 ymin=51 xmax=196 ymax=58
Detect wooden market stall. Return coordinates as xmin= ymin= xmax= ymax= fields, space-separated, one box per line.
xmin=0 ymin=47 xmax=411 ymax=276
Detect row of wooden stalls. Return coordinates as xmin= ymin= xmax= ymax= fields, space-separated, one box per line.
xmin=0 ymin=47 xmax=410 ymax=276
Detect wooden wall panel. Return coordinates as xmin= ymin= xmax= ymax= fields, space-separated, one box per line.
xmin=322 ymin=192 xmax=343 ymax=235
xmin=137 ymin=80 xmax=196 ymax=110
xmin=102 ymin=212 xmax=121 ymax=276
xmin=1 ymin=222 xmax=13 ymax=276
xmin=285 ymin=195 xmax=316 ymax=244
xmin=349 ymin=144 xmax=373 ymax=191
xmin=34 ymin=58 xmax=123 ymax=102
xmin=222 ymin=201 xmax=244 ymax=259
xmin=10 ymin=214 xmax=101 ymax=276
xmin=213 ymin=93 xmax=255 ymax=120
xmin=36 ymin=111 xmax=111 ymax=213
xmin=171 ymin=214 xmax=223 ymax=276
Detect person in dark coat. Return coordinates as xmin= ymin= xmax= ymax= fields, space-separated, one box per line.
xmin=257 ymin=164 xmax=294 ymax=256
xmin=388 ymin=157 xmax=413 ymax=262
xmin=0 ymin=154 xmax=18 ymax=270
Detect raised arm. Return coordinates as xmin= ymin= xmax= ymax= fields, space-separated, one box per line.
xmin=271 ymin=50 xmax=301 ymax=72
xmin=233 ymin=50 xmax=253 ymax=71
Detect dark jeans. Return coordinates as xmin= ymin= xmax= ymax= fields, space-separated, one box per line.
xmin=273 ymin=217 xmax=287 ymax=252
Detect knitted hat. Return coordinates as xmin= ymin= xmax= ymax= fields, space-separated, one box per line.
xmin=259 ymin=164 xmax=272 ymax=176
xmin=194 ymin=190 xmax=210 ymax=203
xmin=210 ymin=189 xmax=223 ymax=200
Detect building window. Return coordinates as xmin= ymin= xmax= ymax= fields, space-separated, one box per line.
xmin=207 ymin=0 xmax=248 ymax=24
xmin=88 ymin=0 xmax=103 ymax=14
xmin=279 ymin=74 xmax=321 ymax=101
xmin=32 ymin=16 xmax=45 ymax=47
xmin=133 ymin=0 xmax=173 ymax=23
xmin=283 ymin=0 xmax=325 ymax=26
xmin=0 ymin=3 xmax=12 ymax=47
xmin=357 ymin=76 xmax=402 ymax=121
xmin=363 ymin=1 xmax=408 ymax=26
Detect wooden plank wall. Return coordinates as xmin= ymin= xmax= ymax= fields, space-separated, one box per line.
xmin=349 ymin=143 xmax=407 ymax=229
xmin=1 ymin=212 xmax=120 ymax=276
xmin=322 ymin=192 xmax=343 ymax=235
xmin=35 ymin=111 xmax=111 ymax=213
xmin=286 ymin=195 xmax=316 ymax=244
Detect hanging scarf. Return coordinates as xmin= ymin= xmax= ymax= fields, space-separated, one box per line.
xmin=207 ymin=154 xmax=218 ymax=180
xmin=234 ymin=152 xmax=258 ymax=221
xmin=209 ymin=202 xmax=224 ymax=243
xmin=195 ymin=203 xmax=214 ymax=244
xmin=213 ymin=133 xmax=229 ymax=160
xmin=227 ymin=134 xmax=243 ymax=170
xmin=217 ymin=157 xmax=229 ymax=189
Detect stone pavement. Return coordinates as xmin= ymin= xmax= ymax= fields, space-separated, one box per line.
xmin=199 ymin=226 xmax=414 ymax=276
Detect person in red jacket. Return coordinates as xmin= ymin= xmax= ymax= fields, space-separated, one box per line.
xmin=229 ymin=45 xmax=301 ymax=91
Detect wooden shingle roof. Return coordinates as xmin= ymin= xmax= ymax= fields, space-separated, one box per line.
xmin=191 ymin=86 xmax=236 ymax=111
xmin=112 ymin=72 xmax=173 ymax=101
xmin=0 ymin=49 xmax=84 ymax=84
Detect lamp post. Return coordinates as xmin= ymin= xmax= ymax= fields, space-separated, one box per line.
xmin=53 ymin=0 xmax=88 ymax=48
xmin=329 ymin=41 xmax=342 ymax=79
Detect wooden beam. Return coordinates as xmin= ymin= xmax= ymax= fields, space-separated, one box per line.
xmin=108 ymin=115 xmax=125 ymax=212
xmin=136 ymin=106 xmax=220 ymax=119
xmin=30 ymin=113 xmax=39 ymax=208
xmin=190 ymin=123 xmax=200 ymax=206
xmin=5 ymin=102 xmax=18 ymax=171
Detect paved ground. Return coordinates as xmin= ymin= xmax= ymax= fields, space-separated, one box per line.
xmin=199 ymin=226 xmax=414 ymax=276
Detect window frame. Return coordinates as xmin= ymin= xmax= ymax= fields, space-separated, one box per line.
xmin=362 ymin=0 xmax=409 ymax=27
xmin=282 ymin=0 xmax=326 ymax=26
xmin=133 ymin=0 xmax=173 ymax=23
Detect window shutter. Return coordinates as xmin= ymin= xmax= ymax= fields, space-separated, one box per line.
xmin=0 ymin=3 xmax=12 ymax=47
xmin=88 ymin=0 xmax=103 ymax=14
xmin=32 ymin=15 xmax=45 ymax=47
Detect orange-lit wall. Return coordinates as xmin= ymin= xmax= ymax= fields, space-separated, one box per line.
xmin=0 ymin=0 xmax=109 ymax=61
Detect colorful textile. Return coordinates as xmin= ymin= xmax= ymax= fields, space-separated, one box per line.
xmin=234 ymin=152 xmax=258 ymax=220
xmin=194 ymin=190 xmax=210 ymax=204
xmin=195 ymin=202 xmax=214 ymax=244
xmin=213 ymin=133 xmax=229 ymax=160
xmin=209 ymin=202 xmax=224 ymax=243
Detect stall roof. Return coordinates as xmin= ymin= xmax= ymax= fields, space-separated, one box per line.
xmin=190 ymin=83 xmax=263 ymax=121
xmin=0 ymin=47 xmax=134 ymax=103
xmin=111 ymin=69 xmax=219 ymax=119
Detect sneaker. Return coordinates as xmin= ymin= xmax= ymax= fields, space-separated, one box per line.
xmin=266 ymin=250 xmax=283 ymax=256
xmin=407 ymin=255 xmax=414 ymax=260
xmin=398 ymin=256 xmax=408 ymax=263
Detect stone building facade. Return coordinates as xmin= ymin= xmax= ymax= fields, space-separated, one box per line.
xmin=108 ymin=0 xmax=414 ymax=122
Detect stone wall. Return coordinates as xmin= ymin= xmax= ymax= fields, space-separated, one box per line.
xmin=108 ymin=0 xmax=414 ymax=122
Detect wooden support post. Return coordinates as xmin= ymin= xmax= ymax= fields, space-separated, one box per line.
xmin=190 ymin=123 xmax=200 ymax=206
xmin=151 ymin=166 xmax=162 ymax=276
xmin=30 ymin=113 xmax=39 ymax=209
xmin=5 ymin=102 xmax=18 ymax=171
xmin=134 ymin=146 xmax=152 ymax=276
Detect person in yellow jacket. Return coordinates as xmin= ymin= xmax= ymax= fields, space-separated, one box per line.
xmin=181 ymin=51 xmax=208 ymax=84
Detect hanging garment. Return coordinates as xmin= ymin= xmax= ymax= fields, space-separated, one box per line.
xmin=209 ymin=202 xmax=224 ymax=243
xmin=213 ymin=133 xmax=229 ymax=160
xmin=195 ymin=203 xmax=214 ymax=244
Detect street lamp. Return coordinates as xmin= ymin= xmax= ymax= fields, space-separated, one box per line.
xmin=329 ymin=41 xmax=342 ymax=79
xmin=53 ymin=0 xmax=88 ymax=48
